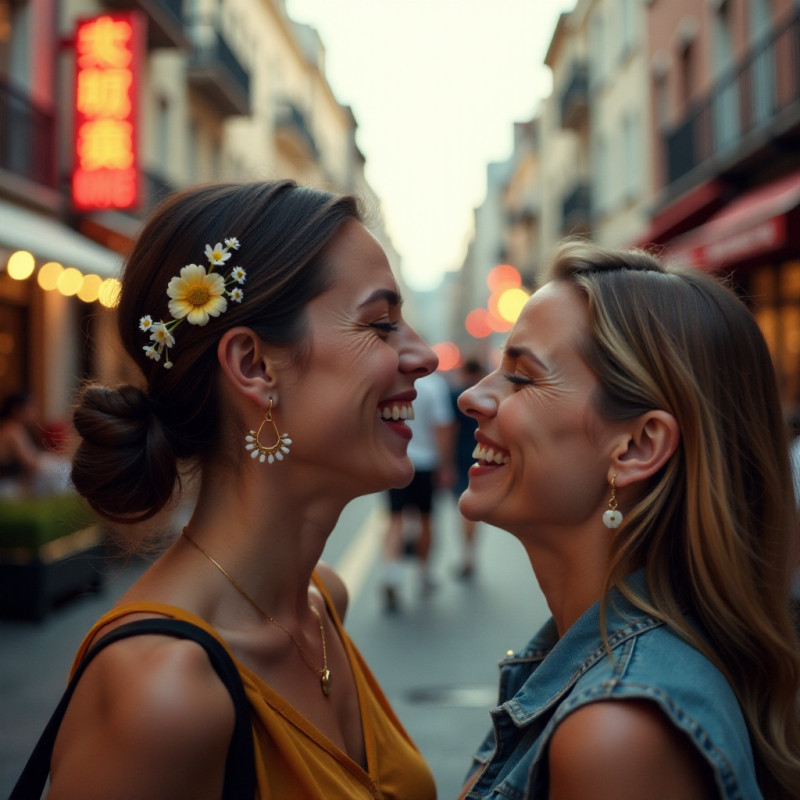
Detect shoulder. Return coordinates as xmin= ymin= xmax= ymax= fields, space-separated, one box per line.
xmin=50 ymin=632 xmax=235 ymax=799
xmin=548 ymin=700 xmax=717 ymax=800
xmin=315 ymin=561 xmax=349 ymax=620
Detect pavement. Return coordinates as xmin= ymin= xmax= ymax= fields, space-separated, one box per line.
xmin=0 ymin=492 xmax=549 ymax=799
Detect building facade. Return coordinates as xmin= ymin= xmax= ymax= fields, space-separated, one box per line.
xmin=0 ymin=0 xmax=389 ymax=424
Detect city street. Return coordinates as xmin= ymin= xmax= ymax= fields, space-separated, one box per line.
xmin=0 ymin=492 xmax=549 ymax=799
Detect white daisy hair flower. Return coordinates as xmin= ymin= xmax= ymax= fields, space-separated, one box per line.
xmin=138 ymin=237 xmax=245 ymax=368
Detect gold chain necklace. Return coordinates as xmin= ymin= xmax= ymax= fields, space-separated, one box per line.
xmin=182 ymin=530 xmax=332 ymax=696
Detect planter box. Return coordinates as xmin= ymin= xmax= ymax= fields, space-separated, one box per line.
xmin=0 ymin=495 xmax=106 ymax=621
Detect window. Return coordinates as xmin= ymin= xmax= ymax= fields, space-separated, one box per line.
xmin=590 ymin=12 xmax=606 ymax=86
xmin=620 ymin=0 xmax=637 ymax=56
xmin=622 ymin=112 xmax=641 ymax=199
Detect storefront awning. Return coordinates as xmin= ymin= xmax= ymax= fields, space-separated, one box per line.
xmin=667 ymin=170 xmax=800 ymax=269
xmin=0 ymin=199 xmax=123 ymax=278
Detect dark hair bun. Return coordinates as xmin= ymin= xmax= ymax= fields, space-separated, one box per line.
xmin=71 ymin=384 xmax=177 ymax=523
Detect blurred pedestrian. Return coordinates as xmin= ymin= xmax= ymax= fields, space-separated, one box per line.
xmin=457 ymin=241 xmax=800 ymax=799
xmin=0 ymin=393 xmax=70 ymax=498
xmin=449 ymin=358 xmax=486 ymax=580
xmin=381 ymin=370 xmax=454 ymax=611
xmin=18 ymin=182 xmax=438 ymax=800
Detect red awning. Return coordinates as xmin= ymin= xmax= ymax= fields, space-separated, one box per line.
xmin=666 ymin=170 xmax=800 ymax=269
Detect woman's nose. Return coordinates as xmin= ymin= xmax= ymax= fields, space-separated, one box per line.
xmin=458 ymin=375 xmax=497 ymax=418
xmin=400 ymin=325 xmax=438 ymax=377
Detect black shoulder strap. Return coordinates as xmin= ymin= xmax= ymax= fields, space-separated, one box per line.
xmin=10 ymin=618 xmax=256 ymax=800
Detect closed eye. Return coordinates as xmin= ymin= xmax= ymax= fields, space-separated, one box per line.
xmin=371 ymin=320 xmax=400 ymax=334
xmin=504 ymin=373 xmax=533 ymax=385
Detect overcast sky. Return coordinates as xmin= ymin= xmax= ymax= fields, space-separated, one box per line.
xmin=286 ymin=0 xmax=576 ymax=291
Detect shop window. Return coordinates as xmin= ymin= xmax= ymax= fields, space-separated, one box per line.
xmin=0 ymin=299 xmax=28 ymax=398
xmin=781 ymin=304 xmax=800 ymax=402
xmin=750 ymin=264 xmax=777 ymax=303
xmin=781 ymin=260 xmax=800 ymax=299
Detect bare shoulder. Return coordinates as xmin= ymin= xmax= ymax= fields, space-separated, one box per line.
xmin=315 ymin=560 xmax=349 ymax=620
xmin=49 ymin=633 xmax=235 ymax=800
xmin=548 ymin=700 xmax=718 ymax=800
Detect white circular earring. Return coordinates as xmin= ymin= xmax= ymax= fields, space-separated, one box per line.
xmin=602 ymin=474 xmax=623 ymax=529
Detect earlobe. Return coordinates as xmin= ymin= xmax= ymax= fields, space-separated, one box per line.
xmin=217 ymin=327 xmax=278 ymax=405
xmin=612 ymin=410 xmax=680 ymax=488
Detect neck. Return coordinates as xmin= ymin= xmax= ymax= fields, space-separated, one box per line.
xmin=180 ymin=460 xmax=348 ymax=620
xmin=515 ymin=521 xmax=612 ymax=637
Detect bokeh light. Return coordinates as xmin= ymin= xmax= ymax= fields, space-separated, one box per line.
xmin=432 ymin=341 xmax=460 ymax=371
xmin=98 ymin=278 xmax=121 ymax=308
xmin=37 ymin=262 xmax=64 ymax=291
xmin=57 ymin=267 xmax=84 ymax=296
xmin=497 ymin=287 xmax=530 ymax=323
xmin=77 ymin=274 xmax=103 ymax=303
xmin=7 ymin=250 xmax=35 ymax=280
xmin=465 ymin=308 xmax=492 ymax=338
xmin=487 ymin=263 xmax=521 ymax=293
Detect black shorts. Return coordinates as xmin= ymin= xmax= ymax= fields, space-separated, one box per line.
xmin=388 ymin=470 xmax=435 ymax=514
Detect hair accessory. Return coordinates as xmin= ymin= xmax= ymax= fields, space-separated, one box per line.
xmin=245 ymin=398 xmax=292 ymax=464
xmin=138 ymin=237 xmax=245 ymax=369
xmin=181 ymin=529 xmax=331 ymax=696
xmin=602 ymin=474 xmax=623 ymax=529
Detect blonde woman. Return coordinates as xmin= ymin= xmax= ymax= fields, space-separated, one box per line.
xmin=457 ymin=241 xmax=800 ymax=800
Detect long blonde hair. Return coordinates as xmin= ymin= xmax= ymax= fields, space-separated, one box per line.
xmin=550 ymin=240 xmax=800 ymax=798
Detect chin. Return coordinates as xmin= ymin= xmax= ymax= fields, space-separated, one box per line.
xmin=387 ymin=459 xmax=415 ymax=489
xmin=458 ymin=490 xmax=491 ymax=523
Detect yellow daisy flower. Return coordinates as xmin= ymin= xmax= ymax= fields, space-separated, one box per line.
xmin=166 ymin=264 xmax=228 ymax=326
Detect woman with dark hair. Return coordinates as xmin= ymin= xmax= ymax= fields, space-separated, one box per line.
xmin=456 ymin=241 xmax=800 ymax=799
xmin=45 ymin=181 xmax=437 ymax=799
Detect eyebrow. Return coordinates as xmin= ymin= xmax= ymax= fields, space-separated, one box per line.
xmin=358 ymin=288 xmax=403 ymax=309
xmin=505 ymin=344 xmax=549 ymax=371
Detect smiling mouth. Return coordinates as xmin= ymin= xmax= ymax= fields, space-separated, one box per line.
xmin=378 ymin=402 xmax=415 ymax=422
xmin=472 ymin=443 xmax=510 ymax=465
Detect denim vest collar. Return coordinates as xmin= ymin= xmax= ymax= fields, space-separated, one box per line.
xmin=498 ymin=568 xmax=662 ymax=726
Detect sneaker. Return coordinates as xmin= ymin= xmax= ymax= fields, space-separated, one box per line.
xmin=383 ymin=584 xmax=400 ymax=614
xmin=420 ymin=574 xmax=438 ymax=597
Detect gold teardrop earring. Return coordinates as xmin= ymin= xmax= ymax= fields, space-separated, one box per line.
xmin=245 ymin=398 xmax=292 ymax=464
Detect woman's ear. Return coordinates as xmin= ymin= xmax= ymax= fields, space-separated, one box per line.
xmin=217 ymin=327 xmax=279 ymax=406
xmin=611 ymin=410 xmax=680 ymax=488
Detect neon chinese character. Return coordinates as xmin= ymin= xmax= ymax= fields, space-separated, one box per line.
xmin=77 ymin=16 xmax=133 ymax=69
xmin=77 ymin=119 xmax=134 ymax=170
xmin=76 ymin=68 xmax=132 ymax=118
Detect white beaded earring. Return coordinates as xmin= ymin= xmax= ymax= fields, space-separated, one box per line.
xmin=602 ymin=474 xmax=623 ymax=529
xmin=245 ymin=398 xmax=292 ymax=464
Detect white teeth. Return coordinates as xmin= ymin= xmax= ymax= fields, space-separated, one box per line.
xmin=471 ymin=443 xmax=510 ymax=465
xmin=379 ymin=404 xmax=414 ymax=421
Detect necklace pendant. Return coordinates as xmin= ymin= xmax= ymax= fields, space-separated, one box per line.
xmin=321 ymin=667 xmax=332 ymax=696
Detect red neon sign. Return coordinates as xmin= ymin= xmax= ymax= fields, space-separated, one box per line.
xmin=72 ymin=13 xmax=143 ymax=212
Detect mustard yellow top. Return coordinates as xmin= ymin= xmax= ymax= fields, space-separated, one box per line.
xmin=70 ymin=574 xmax=436 ymax=800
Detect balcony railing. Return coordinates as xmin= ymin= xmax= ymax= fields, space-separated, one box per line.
xmin=561 ymin=181 xmax=591 ymax=234
xmin=274 ymin=99 xmax=318 ymax=159
xmin=560 ymin=62 xmax=589 ymax=130
xmin=664 ymin=10 xmax=800 ymax=187
xmin=187 ymin=20 xmax=251 ymax=117
xmin=0 ymin=79 xmax=56 ymax=188
xmin=101 ymin=0 xmax=190 ymax=49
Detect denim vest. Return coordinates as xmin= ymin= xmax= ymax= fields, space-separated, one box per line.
xmin=465 ymin=571 xmax=762 ymax=800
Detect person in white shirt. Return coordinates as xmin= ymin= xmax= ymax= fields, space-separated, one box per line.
xmin=381 ymin=371 xmax=454 ymax=611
